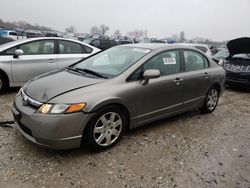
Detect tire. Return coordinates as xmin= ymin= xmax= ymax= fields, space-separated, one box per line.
xmin=0 ymin=73 xmax=8 ymax=94
xmin=200 ymin=86 xmax=219 ymax=114
xmin=82 ymin=105 xmax=127 ymax=151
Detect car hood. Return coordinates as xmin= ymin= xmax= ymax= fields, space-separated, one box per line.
xmin=227 ymin=37 xmax=250 ymax=56
xmin=23 ymin=70 xmax=105 ymax=103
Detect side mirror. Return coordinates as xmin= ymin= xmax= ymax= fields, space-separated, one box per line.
xmin=14 ymin=49 xmax=24 ymax=58
xmin=142 ymin=69 xmax=160 ymax=85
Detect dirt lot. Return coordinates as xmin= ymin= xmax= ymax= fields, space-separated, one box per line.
xmin=0 ymin=88 xmax=249 ymax=188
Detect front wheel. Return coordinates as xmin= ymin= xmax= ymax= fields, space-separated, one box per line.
xmin=82 ymin=106 xmax=127 ymax=151
xmin=200 ymin=87 xmax=219 ymax=114
xmin=0 ymin=73 xmax=8 ymax=93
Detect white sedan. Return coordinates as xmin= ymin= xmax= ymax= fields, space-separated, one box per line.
xmin=0 ymin=37 xmax=100 ymax=92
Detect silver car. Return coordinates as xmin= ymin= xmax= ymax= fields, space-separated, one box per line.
xmin=12 ymin=44 xmax=225 ymax=150
xmin=0 ymin=37 xmax=100 ymax=92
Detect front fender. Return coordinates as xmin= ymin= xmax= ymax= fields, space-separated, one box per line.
xmin=84 ymin=97 xmax=130 ymax=114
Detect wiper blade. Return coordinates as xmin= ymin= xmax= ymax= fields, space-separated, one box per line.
xmin=66 ymin=66 xmax=85 ymax=75
xmin=75 ymin=68 xmax=107 ymax=79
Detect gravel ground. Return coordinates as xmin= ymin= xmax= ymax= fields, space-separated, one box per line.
xmin=0 ymin=88 xmax=249 ymax=188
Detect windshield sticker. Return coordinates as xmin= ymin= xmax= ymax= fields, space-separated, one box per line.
xmin=163 ymin=57 xmax=176 ymax=65
xmin=132 ymin=48 xmax=150 ymax=53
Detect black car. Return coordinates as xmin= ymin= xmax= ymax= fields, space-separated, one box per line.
xmin=84 ymin=38 xmax=117 ymax=51
xmin=222 ymin=37 xmax=250 ymax=88
xmin=212 ymin=50 xmax=229 ymax=63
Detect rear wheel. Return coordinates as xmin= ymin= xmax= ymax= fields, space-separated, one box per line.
xmin=82 ymin=106 xmax=127 ymax=151
xmin=200 ymin=87 xmax=219 ymax=114
xmin=0 ymin=73 xmax=8 ymax=93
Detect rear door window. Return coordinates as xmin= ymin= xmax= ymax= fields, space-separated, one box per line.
xmin=91 ymin=39 xmax=100 ymax=47
xmin=82 ymin=45 xmax=93 ymax=54
xmin=183 ymin=50 xmax=209 ymax=71
xmin=59 ymin=40 xmax=82 ymax=54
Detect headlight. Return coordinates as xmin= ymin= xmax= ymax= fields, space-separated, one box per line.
xmin=38 ymin=103 xmax=86 ymax=114
xmin=218 ymin=59 xmax=224 ymax=66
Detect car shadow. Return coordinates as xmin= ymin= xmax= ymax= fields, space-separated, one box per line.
xmin=0 ymin=87 xmax=20 ymax=95
xmin=225 ymin=86 xmax=250 ymax=93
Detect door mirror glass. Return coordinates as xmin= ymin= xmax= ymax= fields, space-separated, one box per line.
xmin=14 ymin=49 xmax=24 ymax=56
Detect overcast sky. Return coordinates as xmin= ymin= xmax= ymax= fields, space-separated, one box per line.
xmin=0 ymin=0 xmax=249 ymax=41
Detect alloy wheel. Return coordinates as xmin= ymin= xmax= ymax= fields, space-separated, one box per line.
xmin=207 ymin=89 xmax=218 ymax=111
xmin=93 ymin=112 xmax=123 ymax=146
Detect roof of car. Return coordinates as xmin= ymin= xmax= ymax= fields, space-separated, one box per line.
xmin=122 ymin=43 xmax=167 ymax=49
xmin=121 ymin=43 xmax=198 ymax=51
xmin=0 ymin=37 xmax=97 ymax=52
xmin=178 ymin=43 xmax=209 ymax=48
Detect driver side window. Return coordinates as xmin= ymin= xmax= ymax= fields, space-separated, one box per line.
xmin=129 ymin=50 xmax=181 ymax=81
xmin=144 ymin=50 xmax=181 ymax=76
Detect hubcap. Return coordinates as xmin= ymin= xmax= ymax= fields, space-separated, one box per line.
xmin=207 ymin=89 xmax=218 ymax=111
xmin=93 ymin=112 xmax=123 ymax=146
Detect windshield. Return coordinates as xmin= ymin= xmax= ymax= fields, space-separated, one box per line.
xmin=72 ymin=46 xmax=150 ymax=78
xmin=214 ymin=50 xmax=229 ymax=58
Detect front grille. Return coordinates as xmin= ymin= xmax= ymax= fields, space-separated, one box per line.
xmin=21 ymin=89 xmax=42 ymax=108
xmin=19 ymin=122 xmax=33 ymax=137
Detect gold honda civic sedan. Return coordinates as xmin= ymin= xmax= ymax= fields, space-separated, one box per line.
xmin=12 ymin=44 xmax=225 ymax=150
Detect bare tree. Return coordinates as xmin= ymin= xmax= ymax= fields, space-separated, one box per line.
xmin=179 ymin=31 xmax=186 ymax=43
xmin=90 ymin=26 xmax=100 ymax=35
xmin=171 ymin=34 xmax=179 ymax=42
xmin=127 ymin=29 xmax=147 ymax=40
xmin=99 ymin=24 xmax=110 ymax=35
xmin=65 ymin=25 xmax=77 ymax=33
xmin=113 ymin=30 xmax=122 ymax=39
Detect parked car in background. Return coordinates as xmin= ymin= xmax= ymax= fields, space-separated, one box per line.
xmin=220 ymin=37 xmax=250 ymax=88
xmin=212 ymin=50 xmax=229 ymax=63
xmin=115 ymin=40 xmax=133 ymax=45
xmin=0 ymin=37 xmax=14 ymax=45
xmin=12 ymin=44 xmax=225 ymax=150
xmin=179 ymin=43 xmax=212 ymax=57
xmin=84 ymin=38 xmax=117 ymax=50
xmin=151 ymin=39 xmax=166 ymax=43
xmin=0 ymin=37 xmax=100 ymax=92
xmin=25 ymin=30 xmax=44 ymax=38
xmin=0 ymin=30 xmax=18 ymax=40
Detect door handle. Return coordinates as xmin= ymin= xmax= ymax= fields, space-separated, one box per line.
xmin=47 ymin=59 xmax=56 ymax=63
xmin=203 ymin=72 xmax=209 ymax=78
xmin=173 ymin=77 xmax=184 ymax=85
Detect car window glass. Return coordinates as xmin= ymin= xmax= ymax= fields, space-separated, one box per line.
xmin=20 ymin=40 xmax=54 ymax=55
xmin=143 ymin=50 xmax=181 ymax=76
xmin=74 ymin=46 xmax=150 ymax=77
xmin=91 ymin=40 xmax=100 ymax=47
xmin=9 ymin=32 xmax=17 ymax=36
xmin=82 ymin=45 xmax=93 ymax=54
xmin=59 ymin=40 xmax=82 ymax=54
xmin=5 ymin=47 xmax=17 ymax=55
xmin=194 ymin=46 xmax=207 ymax=53
xmin=184 ymin=50 xmax=206 ymax=71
